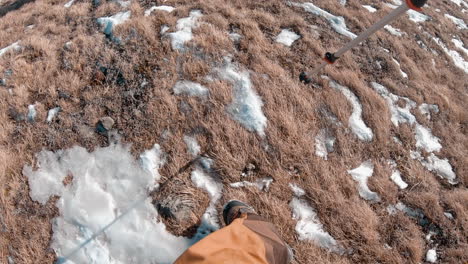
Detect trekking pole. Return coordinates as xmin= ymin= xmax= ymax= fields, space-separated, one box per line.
xmin=300 ymin=0 xmax=428 ymax=84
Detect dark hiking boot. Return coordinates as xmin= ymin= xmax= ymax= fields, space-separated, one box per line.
xmin=222 ymin=200 xmax=256 ymax=225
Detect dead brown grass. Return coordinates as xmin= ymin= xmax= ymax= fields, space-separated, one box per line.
xmin=0 ymin=0 xmax=467 ymax=263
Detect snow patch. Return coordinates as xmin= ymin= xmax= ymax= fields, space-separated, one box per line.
xmin=64 ymin=0 xmax=75 ymax=8
xmin=145 ymin=5 xmax=175 ymax=16
xmin=388 ymin=160 xmax=408 ymax=189
xmin=329 ymin=80 xmax=373 ymax=141
xmin=289 ymin=183 xmax=306 ymax=197
xmin=216 ymin=59 xmax=267 ymax=137
xmin=422 ymin=154 xmax=457 ymax=184
xmin=386 ymin=2 xmax=430 ymax=23
xmin=371 ymin=82 xmax=416 ymax=126
xmin=0 ymin=41 xmax=21 ymax=57
xmin=183 ymin=136 xmax=201 ymax=157
xmin=24 ymin=143 xmax=191 ymax=264
xmin=292 ymin=2 xmax=357 ymax=39
xmin=97 ymin=11 xmax=131 ymax=36
xmin=27 ymin=104 xmax=37 ymax=122
xmin=139 ymin=144 xmax=165 ymax=183
xmin=173 ymin=81 xmax=209 ymax=97
xmin=426 ymin=249 xmax=437 ymax=263
xmin=289 ymin=197 xmax=344 ymax=253
xmin=362 ymin=5 xmax=377 ymax=12
xmin=230 ymin=177 xmax=274 ymax=192
xmin=385 ymin=25 xmax=405 ymax=37
xmin=452 ymin=38 xmax=468 ymax=56
xmin=275 ymin=29 xmax=300 ymax=46
xmin=445 ymin=14 xmax=467 ymax=29
xmin=169 ymin=10 xmax=202 ymax=50
xmin=315 ymin=129 xmax=335 ymax=160
xmin=419 ymin=103 xmax=439 ymax=120
xmin=347 ymin=161 xmax=380 ymax=202
xmin=229 ymin=32 xmax=242 ymax=42
xmin=46 ymin=107 xmax=61 ymax=123
xmin=414 ymin=124 xmax=442 ymax=152
xmin=433 ymin=37 xmax=468 ymax=74
xmin=391 ymin=58 xmax=408 ymax=78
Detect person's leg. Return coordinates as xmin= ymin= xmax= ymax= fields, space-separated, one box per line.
xmin=223 ymin=200 xmax=293 ymax=264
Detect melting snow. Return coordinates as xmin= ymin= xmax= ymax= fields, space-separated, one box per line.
xmin=347 ymin=161 xmax=380 ymax=202
xmin=216 ymin=59 xmax=267 ymax=137
xmin=445 ymin=14 xmax=467 ymax=29
xmin=24 ymin=143 xmax=191 ymax=264
xmin=289 ymin=198 xmax=344 ymax=253
xmin=289 ymin=183 xmax=306 ymax=197
xmin=27 ymin=104 xmax=37 ymax=122
xmin=386 ymin=2 xmax=430 ymax=23
xmin=315 ymin=129 xmax=335 ymax=160
xmin=329 ymin=80 xmax=374 ymax=141
xmin=64 ymin=0 xmax=75 ymax=8
xmin=433 ymin=37 xmax=468 ymax=73
xmin=169 ymin=10 xmax=202 ymax=50
xmin=173 ymin=80 xmax=209 ymax=97
xmin=362 ymin=5 xmax=377 ymax=13
xmin=452 ymin=38 xmax=468 ymax=56
xmin=339 ymin=0 xmax=346 ymax=6
xmin=450 ymin=0 xmax=468 ymax=6
xmin=426 ymin=249 xmax=437 ymax=263
xmin=46 ymin=107 xmax=61 ymax=123
xmin=0 ymin=41 xmax=21 ymax=57
xmin=391 ymin=58 xmax=408 ymax=78
xmin=229 ymin=32 xmax=242 ymax=42
xmin=230 ymin=177 xmax=274 ymax=192
xmin=385 ymin=25 xmax=405 ymax=37
xmin=97 ymin=11 xmax=131 ymax=36
xmin=422 ymin=154 xmax=457 ymax=184
xmin=371 ymin=82 xmax=416 ymax=126
xmin=275 ymin=29 xmax=300 ymax=46
xmin=444 ymin=212 xmax=454 ymax=219
xmin=419 ymin=103 xmax=439 ymax=120
xmin=292 ymin=2 xmax=357 ymax=39
xmin=388 ymin=160 xmax=408 ymax=189
xmin=183 ymin=136 xmax=201 ymax=157
xmin=414 ymin=124 xmax=442 ymax=152
xmin=145 ymin=5 xmax=175 ymax=16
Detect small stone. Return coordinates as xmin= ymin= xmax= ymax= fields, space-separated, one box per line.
xmin=58 ymin=90 xmax=71 ymax=99
xmin=299 ymin=72 xmax=312 ymax=84
xmin=96 ymin=117 xmax=114 ymax=134
xmin=0 ymin=79 xmax=6 ymax=86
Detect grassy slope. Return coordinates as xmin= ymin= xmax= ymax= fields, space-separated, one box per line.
xmin=0 ymin=0 xmax=467 ymax=263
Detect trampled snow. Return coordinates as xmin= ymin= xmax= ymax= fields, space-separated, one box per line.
xmin=275 ymin=29 xmax=300 ymax=46
xmin=293 ymin=2 xmax=357 ymax=39
xmin=385 ymin=25 xmax=405 ymax=37
xmin=362 ymin=5 xmax=377 ymax=13
xmin=388 ymin=160 xmax=408 ymax=189
xmin=183 ymin=135 xmax=201 ymax=157
xmin=452 ymin=38 xmax=468 ymax=56
xmin=347 ymin=161 xmax=381 ymax=202
xmin=371 ymin=82 xmax=416 ymax=126
xmin=230 ymin=177 xmax=274 ymax=192
xmin=97 ymin=11 xmax=131 ymax=36
xmin=419 ymin=103 xmax=439 ymax=120
xmin=24 ymin=143 xmax=192 ymax=264
xmin=169 ymin=10 xmax=202 ymax=50
xmin=27 ymin=104 xmax=37 ymax=122
xmin=173 ymin=80 xmax=209 ymax=97
xmin=216 ymin=59 xmax=267 ymax=137
xmin=315 ymin=129 xmax=335 ymax=160
xmin=426 ymin=249 xmax=437 ymax=263
xmin=414 ymin=124 xmax=442 ymax=152
xmin=445 ymin=14 xmax=467 ymax=29
xmin=0 ymin=41 xmax=21 ymax=57
xmin=391 ymin=58 xmax=408 ymax=78
xmin=64 ymin=0 xmax=75 ymax=8
xmin=289 ymin=197 xmax=344 ymax=253
xmin=329 ymin=80 xmax=374 ymax=141
xmin=433 ymin=37 xmax=468 ymax=73
xmin=289 ymin=183 xmax=306 ymax=197
xmin=46 ymin=107 xmax=61 ymax=123
xmin=145 ymin=5 xmax=175 ymax=16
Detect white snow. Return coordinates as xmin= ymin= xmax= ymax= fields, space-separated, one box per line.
xmin=329 ymin=80 xmax=374 ymax=141
xmin=27 ymin=104 xmax=37 ymax=122
xmin=385 ymin=25 xmax=405 ymax=37
xmin=139 ymin=144 xmax=165 ymax=182
xmin=452 ymin=38 xmax=468 ymax=56
xmin=292 ymin=2 xmax=357 ymax=39
xmin=371 ymin=82 xmax=416 ymax=126
xmin=0 ymin=41 xmax=21 ymax=57
xmin=183 ymin=135 xmax=201 ymax=157
xmin=389 ymin=161 xmax=408 ymax=189
xmin=230 ymin=177 xmax=274 ymax=192
xmin=169 ymin=10 xmax=202 ymax=50
xmin=347 ymin=161 xmax=380 ymax=202
xmin=216 ymin=59 xmax=267 ymax=137
xmin=426 ymin=249 xmax=437 ymax=263
xmin=445 ymin=14 xmax=467 ymax=29
xmin=275 ymin=29 xmax=300 ymax=46
xmin=391 ymin=58 xmax=408 ymax=78
xmin=64 ymin=0 xmax=75 ymax=8
xmin=450 ymin=0 xmax=468 ymax=6
xmin=414 ymin=124 xmax=442 ymax=152
xmin=386 ymin=2 xmax=430 ymax=23
xmin=145 ymin=5 xmax=175 ymax=16
xmin=315 ymin=129 xmax=335 ymax=160
xmin=362 ymin=5 xmax=377 ymax=12
xmin=444 ymin=212 xmax=454 ymax=219
xmin=97 ymin=11 xmax=131 ymax=36
xmin=419 ymin=103 xmax=439 ymax=120
xmin=229 ymin=32 xmax=242 ymax=42
xmin=339 ymin=0 xmax=346 ymax=6
xmin=433 ymin=37 xmax=468 ymax=74
xmin=289 ymin=197 xmax=344 ymax=253
xmin=173 ymin=80 xmax=209 ymax=97
xmin=161 ymin=25 xmax=170 ymax=34
xmin=289 ymin=183 xmax=306 ymax=197
xmin=24 ymin=143 xmax=192 ymax=264
xmin=422 ymin=154 xmax=457 ymax=184
xmin=46 ymin=107 xmax=61 ymax=123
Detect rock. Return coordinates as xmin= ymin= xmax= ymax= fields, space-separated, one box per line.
xmin=8 ymin=107 xmax=25 ymax=122
xmin=96 ymin=117 xmax=115 ymax=134
xmin=58 ymin=90 xmax=71 ymax=99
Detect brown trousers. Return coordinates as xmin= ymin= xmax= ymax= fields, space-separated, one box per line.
xmin=174 ymin=214 xmax=290 ymax=264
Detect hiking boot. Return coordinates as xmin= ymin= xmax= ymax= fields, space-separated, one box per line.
xmin=222 ymin=200 xmax=256 ymax=225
